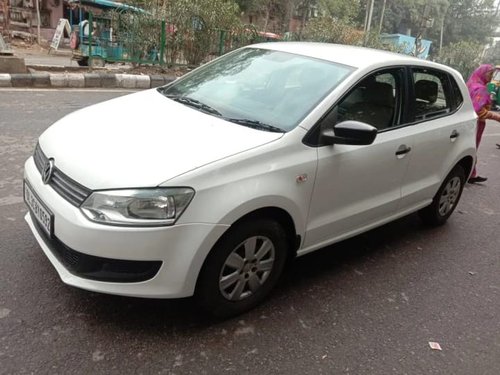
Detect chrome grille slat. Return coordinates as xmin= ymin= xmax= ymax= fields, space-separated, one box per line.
xmin=51 ymin=171 xmax=89 ymax=199
xmin=51 ymin=175 xmax=87 ymax=201
xmin=34 ymin=145 xmax=46 ymax=172
xmin=33 ymin=143 xmax=92 ymax=207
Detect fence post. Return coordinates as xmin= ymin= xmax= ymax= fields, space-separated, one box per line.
xmin=218 ymin=30 xmax=226 ymax=56
xmin=160 ymin=19 xmax=166 ymax=66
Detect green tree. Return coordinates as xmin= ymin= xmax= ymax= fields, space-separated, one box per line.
xmin=301 ymin=16 xmax=363 ymax=44
xmin=435 ymin=40 xmax=484 ymax=78
xmin=483 ymin=42 xmax=500 ymax=65
xmin=317 ymin=0 xmax=361 ymax=22
xmin=163 ymin=0 xmax=242 ymax=65
xmin=435 ymin=0 xmax=497 ymax=46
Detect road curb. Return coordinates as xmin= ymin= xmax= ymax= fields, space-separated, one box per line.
xmin=0 ymin=72 xmax=176 ymax=89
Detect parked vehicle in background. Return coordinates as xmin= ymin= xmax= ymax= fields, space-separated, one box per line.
xmin=488 ymin=65 xmax=500 ymax=110
xmin=24 ymin=43 xmax=476 ymax=317
xmin=67 ymin=0 xmax=159 ymax=67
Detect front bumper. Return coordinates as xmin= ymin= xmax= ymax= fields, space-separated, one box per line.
xmin=24 ymin=157 xmax=229 ymax=298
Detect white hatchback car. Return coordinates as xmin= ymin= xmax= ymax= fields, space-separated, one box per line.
xmin=24 ymin=42 xmax=476 ymax=317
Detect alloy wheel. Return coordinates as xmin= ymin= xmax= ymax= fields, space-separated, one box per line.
xmin=219 ymin=236 xmax=275 ymax=301
xmin=438 ymin=176 xmax=461 ymax=216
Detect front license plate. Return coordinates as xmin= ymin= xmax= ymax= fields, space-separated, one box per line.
xmin=24 ymin=181 xmax=53 ymax=238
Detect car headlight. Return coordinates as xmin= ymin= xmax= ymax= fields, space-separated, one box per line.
xmin=81 ymin=188 xmax=195 ymax=226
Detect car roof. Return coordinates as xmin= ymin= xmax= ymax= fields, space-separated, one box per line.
xmin=251 ymin=42 xmax=453 ymax=72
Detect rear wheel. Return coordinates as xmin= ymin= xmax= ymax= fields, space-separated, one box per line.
xmin=89 ymin=56 xmax=105 ymax=68
xmin=419 ymin=165 xmax=465 ymax=226
xmin=196 ymin=218 xmax=288 ymax=318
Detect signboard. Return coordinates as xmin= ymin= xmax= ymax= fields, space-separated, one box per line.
xmin=49 ymin=19 xmax=71 ymax=51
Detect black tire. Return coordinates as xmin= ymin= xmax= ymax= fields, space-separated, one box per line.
xmin=419 ymin=165 xmax=466 ymax=226
xmin=89 ymin=56 xmax=105 ymax=68
xmin=77 ymin=58 xmax=88 ymax=67
xmin=196 ymin=218 xmax=289 ymax=318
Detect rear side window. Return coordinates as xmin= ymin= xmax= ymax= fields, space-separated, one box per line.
xmin=412 ymin=68 xmax=452 ymax=121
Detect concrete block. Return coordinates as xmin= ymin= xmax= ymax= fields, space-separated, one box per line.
xmin=50 ymin=73 xmax=68 ymax=88
xmin=150 ymin=75 xmax=166 ymax=88
xmin=115 ymin=73 xmax=124 ymax=87
xmin=99 ymin=73 xmax=117 ymax=88
xmin=136 ymin=75 xmax=151 ymax=89
xmin=67 ymin=73 xmax=85 ymax=88
xmin=10 ymin=74 xmax=33 ymax=87
xmin=84 ymin=73 xmax=101 ymax=88
xmin=164 ymin=75 xmax=176 ymax=85
xmin=32 ymin=73 xmax=51 ymax=87
xmin=0 ymin=73 xmax=11 ymax=87
xmin=120 ymin=74 xmax=137 ymax=89
xmin=0 ymin=56 xmax=27 ymax=73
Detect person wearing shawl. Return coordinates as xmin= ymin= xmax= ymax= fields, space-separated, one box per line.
xmin=466 ymin=64 xmax=500 ymax=184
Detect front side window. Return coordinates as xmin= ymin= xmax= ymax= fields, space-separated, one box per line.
xmin=158 ymin=48 xmax=354 ymax=132
xmin=412 ymin=68 xmax=451 ymax=120
xmin=318 ymin=69 xmax=403 ymax=132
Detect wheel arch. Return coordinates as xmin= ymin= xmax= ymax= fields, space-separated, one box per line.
xmin=229 ymin=206 xmax=301 ymax=255
xmin=456 ymin=155 xmax=474 ymax=179
xmin=194 ymin=206 xmax=301 ymax=294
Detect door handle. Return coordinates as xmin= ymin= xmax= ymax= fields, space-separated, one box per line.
xmin=395 ymin=145 xmax=412 ymax=156
xmin=450 ymin=130 xmax=460 ymax=140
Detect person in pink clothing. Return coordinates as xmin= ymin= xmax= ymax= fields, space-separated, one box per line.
xmin=466 ymin=64 xmax=500 ymax=184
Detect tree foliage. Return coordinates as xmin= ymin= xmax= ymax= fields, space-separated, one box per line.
xmin=435 ymin=40 xmax=484 ymax=78
xmin=317 ymin=0 xmax=361 ymax=21
xmin=301 ymin=16 xmax=363 ymax=44
xmin=483 ymin=42 xmax=500 ymax=66
xmin=162 ymin=0 xmax=242 ymax=65
xmin=105 ymin=0 xmax=499 ymax=71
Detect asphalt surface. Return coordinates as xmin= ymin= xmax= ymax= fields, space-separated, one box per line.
xmin=1 ymin=89 xmax=499 ymax=374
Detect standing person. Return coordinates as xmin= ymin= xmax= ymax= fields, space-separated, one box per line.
xmin=466 ymin=64 xmax=500 ymax=184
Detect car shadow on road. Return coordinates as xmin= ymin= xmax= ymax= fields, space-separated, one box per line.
xmin=65 ymin=212 xmax=441 ymax=330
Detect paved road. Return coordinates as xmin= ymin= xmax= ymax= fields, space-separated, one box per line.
xmin=1 ymin=89 xmax=499 ymax=374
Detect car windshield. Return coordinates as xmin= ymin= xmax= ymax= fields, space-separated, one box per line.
xmin=158 ymin=48 xmax=354 ymax=132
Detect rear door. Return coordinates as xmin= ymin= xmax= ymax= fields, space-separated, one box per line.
xmin=398 ymin=67 xmax=469 ymax=212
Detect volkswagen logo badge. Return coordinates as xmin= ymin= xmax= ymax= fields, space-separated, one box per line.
xmin=42 ymin=159 xmax=55 ymax=184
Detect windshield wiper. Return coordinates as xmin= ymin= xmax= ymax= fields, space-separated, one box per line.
xmin=165 ymin=94 xmax=222 ymax=116
xmin=224 ymin=118 xmax=284 ymax=133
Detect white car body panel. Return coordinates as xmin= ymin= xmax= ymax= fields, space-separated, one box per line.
xmin=303 ymin=130 xmax=414 ymax=249
xmin=40 ymin=89 xmax=283 ymax=190
xmin=23 ymin=42 xmax=478 ymax=300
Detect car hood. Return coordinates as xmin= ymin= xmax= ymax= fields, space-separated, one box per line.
xmin=39 ymin=89 xmax=283 ymax=190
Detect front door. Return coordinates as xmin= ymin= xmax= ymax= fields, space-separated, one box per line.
xmin=303 ymin=68 xmax=412 ymax=251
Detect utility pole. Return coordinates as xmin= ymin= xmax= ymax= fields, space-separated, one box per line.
xmin=363 ymin=0 xmax=375 ymax=45
xmin=35 ymin=0 xmax=41 ymax=44
xmin=1 ymin=0 xmax=9 ymax=40
xmin=379 ymin=0 xmax=387 ymax=34
xmin=439 ymin=16 xmax=444 ymax=55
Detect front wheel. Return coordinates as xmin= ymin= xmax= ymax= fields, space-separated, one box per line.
xmin=196 ymin=218 xmax=289 ymax=318
xmin=419 ymin=165 xmax=466 ymax=226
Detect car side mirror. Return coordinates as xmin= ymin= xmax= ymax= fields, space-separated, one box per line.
xmin=320 ymin=120 xmax=377 ymax=146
